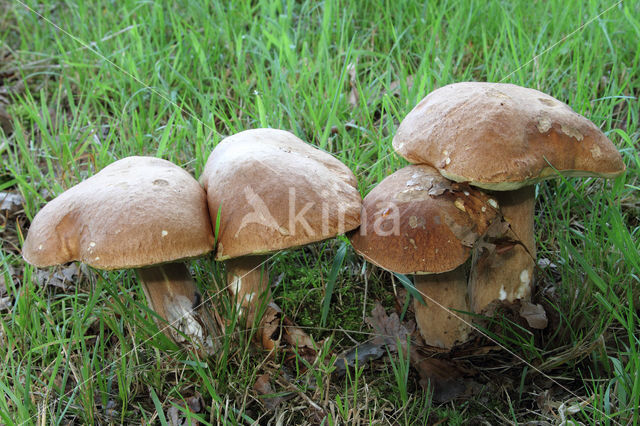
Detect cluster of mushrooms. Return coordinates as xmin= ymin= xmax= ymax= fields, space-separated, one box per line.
xmin=22 ymin=82 xmax=626 ymax=357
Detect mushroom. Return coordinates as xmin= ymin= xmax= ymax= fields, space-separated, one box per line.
xmin=22 ymin=156 xmax=219 ymax=354
xmin=349 ymin=165 xmax=501 ymax=349
xmin=393 ymin=82 xmax=626 ymax=315
xmin=199 ymin=128 xmax=362 ymax=351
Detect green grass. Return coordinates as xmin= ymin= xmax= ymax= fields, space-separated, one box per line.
xmin=1 ymin=0 xmax=638 ymax=423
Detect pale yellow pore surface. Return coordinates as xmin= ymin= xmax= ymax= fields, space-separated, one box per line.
xmin=440 ymin=168 xmax=624 ymax=191
xmin=22 ymin=156 xmax=214 ymax=269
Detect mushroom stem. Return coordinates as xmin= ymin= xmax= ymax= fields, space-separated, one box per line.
xmin=413 ymin=266 xmax=471 ymax=349
xmin=224 ymin=256 xmax=317 ymax=360
xmin=224 ymin=255 xmax=271 ymax=326
xmin=469 ymin=186 xmax=536 ymax=314
xmin=137 ymin=263 xmax=220 ymax=354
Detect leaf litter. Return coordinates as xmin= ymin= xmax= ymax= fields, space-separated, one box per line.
xmin=34 ymin=263 xmax=79 ymax=291
xmin=336 ymin=302 xmax=471 ymax=402
xmin=166 ymin=393 xmax=204 ymax=426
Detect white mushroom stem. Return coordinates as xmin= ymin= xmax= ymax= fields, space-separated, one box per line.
xmin=469 ymin=186 xmax=536 ymax=314
xmin=224 ymin=255 xmax=270 ymax=326
xmin=137 ymin=263 xmax=219 ymax=354
xmin=224 ymin=256 xmax=317 ymax=357
xmin=413 ymin=266 xmax=471 ymax=349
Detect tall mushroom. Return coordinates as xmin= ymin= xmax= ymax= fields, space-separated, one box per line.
xmin=349 ymin=165 xmax=501 ymax=348
xmin=393 ymin=82 xmax=626 ymax=315
xmin=200 ymin=128 xmax=362 ymax=351
xmin=22 ymin=156 xmax=219 ymax=354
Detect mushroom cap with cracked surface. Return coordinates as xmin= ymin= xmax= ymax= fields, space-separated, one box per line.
xmin=348 ymin=165 xmax=500 ymax=275
xmin=23 ymin=156 xmax=214 ymax=269
xmin=393 ymin=82 xmax=626 ymax=190
xmin=200 ymin=128 xmax=362 ymax=260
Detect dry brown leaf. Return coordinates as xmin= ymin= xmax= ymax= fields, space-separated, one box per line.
xmin=334 ymin=342 xmax=385 ymax=376
xmin=0 ymin=106 xmax=11 ymax=135
xmin=0 ymin=192 xmax=23 ymax=214
xmin=442 ymin=213 xmax=479 ymax=248
xmin=427 ymin=179 xmax=453 ymax=197
xmin=35 ymin=263 xmax=79 ymax=291
xmin=253 ymin=373 xmax=286 ymax=411
xmin=166 ymin=394 xmax=203 ymax=426
xmin=519 ymin=301 xmax=548 ymax=329
xmin=484 ymin=216 xmax=511 ymax=239
xmin=258 ymin=303 xmax=317 ymax=365
xmin=365 ymin=302 xmax=415 ymax=350
xmin=336 ymin=303 xmax=416 ymax=375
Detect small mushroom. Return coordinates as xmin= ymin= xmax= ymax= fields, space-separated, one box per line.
xmin=200 ymin=129 xmax=362 ymax=352
xmin=393 ymin=82 xmax=626 ymax=314
xmin=22 ymin=157 xmax=219 ymax=354
xmin=349 ymin=165 xmax=501 ymax=349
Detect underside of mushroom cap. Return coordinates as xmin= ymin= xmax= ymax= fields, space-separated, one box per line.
xmin=393 ymin=82 xmax=626 ymax=190
xmin=200 ymin=128 xmax=362 ymax=260
xmin=23 ymin=156 xmax=214 ymax=269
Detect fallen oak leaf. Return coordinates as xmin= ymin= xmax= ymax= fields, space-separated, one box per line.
xmin=426 ymin=178 xmax=453 ymax=197
xmin=0 ymin=106 xmax=12 ymax=135
xmin=0 ymin=192 xmax=24 ymax=214
xmin=166 ymin=394 xmax=203 ymax=426
xmin=519 ymin=301 xmax=548 ymax=329
xmin=35 ymin=263 xmax=79 ymax=291
xmin=253 ymin=373 xmax=288 ymax=411
xmin=334 ymin=342 xmax=385 ymax=376
xmin=442 ymin=213 xmax=479 ymax=248
xmin=365 ymin=302 xmax=415 ymax=350
xmin=335 ymin=303 xmax=415 ymax=376
xmin=258 ymin=302 xmax=317 ymax=365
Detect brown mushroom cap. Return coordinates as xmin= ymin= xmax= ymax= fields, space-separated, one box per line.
xmin=393 ymin=82 xmax=626 ymax=190
xmin=348 ymin=165 xmax=500 ymax=274
xmin=23 ymin=156 xmax=214 ymax=269
xmin=200 ymin=128 xmax=362 ymax=260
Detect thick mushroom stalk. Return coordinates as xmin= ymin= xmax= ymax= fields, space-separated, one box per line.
xmin=224 ymin=256 xmax=270 ymax=326
xmin=414 ymin=267 xmax=471 ymax=349
xmin=137 ymin=263 xmax=219 ymax=354
xmin=224 ymin=255 xmax=314 ymax=353
xmin=469 ymin=186 xmax=536 ymax=313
